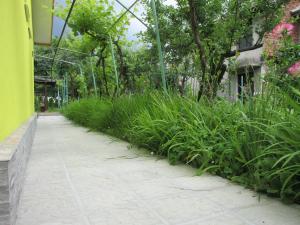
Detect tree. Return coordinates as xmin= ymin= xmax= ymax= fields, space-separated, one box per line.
xmin=34 ymin=46 xmax=53 ymax=77
xmin=58 ymin=0 xmax=131 ymax=96
xmin=140 ymin=0 xmax=197 ymax=92
xmin=182 ymin=0 xmax=288 ymax=99
xmin=141 ymin=0 xmax=288 ymax=99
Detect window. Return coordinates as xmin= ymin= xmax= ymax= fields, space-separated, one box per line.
xmin=237 ymin=32 xmax=253 ymax=50
xmin=237 ymin=71 xmax=254 ymax=100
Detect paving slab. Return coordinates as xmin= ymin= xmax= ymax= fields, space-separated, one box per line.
xmin=16 ymin=116 xmax=300 ymax=225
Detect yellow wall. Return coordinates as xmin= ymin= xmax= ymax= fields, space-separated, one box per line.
xmin=0 ymin=0 xmax=34 ymax=141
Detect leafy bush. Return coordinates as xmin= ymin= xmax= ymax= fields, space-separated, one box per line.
xmin=62 ymin=91 xmax=300 ymax=203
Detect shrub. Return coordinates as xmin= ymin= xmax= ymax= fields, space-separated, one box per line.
xmin=62 ymin=91 xmax=300 ymax=203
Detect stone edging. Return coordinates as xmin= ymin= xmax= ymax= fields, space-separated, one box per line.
xmin=0 ymin=114 xmax=37 ymax=225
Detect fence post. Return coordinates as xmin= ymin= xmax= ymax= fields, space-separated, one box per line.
xmin=151 ymin=0 xmax=167 ymax=92
xmin=65 ymin=73 xmax=69 ymax=104
xmin=89 ymin=58 xmax=98 ymax=96
xmin=62 ymin=77 xmax=65 ymax=105
xmin=109 ymin=34 xmax=119 ymax=95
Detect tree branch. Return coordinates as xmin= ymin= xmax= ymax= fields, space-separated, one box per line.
xmin=223 ymin=43 xmax=263 ymax=58
xmin=188 ymin=0 xmax=207 ymax=75
xmin=85 ymin=31 xmax=106 ymax=42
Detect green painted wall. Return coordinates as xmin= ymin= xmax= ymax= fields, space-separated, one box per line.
xmin=0 ymin=0 xmax=34 ymax=141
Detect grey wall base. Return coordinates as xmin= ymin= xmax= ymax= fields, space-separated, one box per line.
xmin=0 ymin=115 xmax=37 ymax=225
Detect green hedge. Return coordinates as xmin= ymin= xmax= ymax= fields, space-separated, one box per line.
xmin=62 ymin=92 xmax=300 ymax=203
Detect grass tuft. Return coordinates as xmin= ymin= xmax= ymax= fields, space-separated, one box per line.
xmin=62 ymin=91 xmax=300 ymax=203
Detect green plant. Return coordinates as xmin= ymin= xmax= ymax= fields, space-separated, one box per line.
xmin=62 ymin=90 xmax=300 ymax=203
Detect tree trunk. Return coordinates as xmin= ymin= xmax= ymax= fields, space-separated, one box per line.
xmin=114 ymin=41 xmax=130 ymax=93
xmin=188 ymin=0 xmax=214 ymax=100
xmin=179 ymin=75 xmax=187 ymax=96
xmin=197 ymin=83 xmax=204 ymax=102
xmin=98 ymin=46 xmax=109 ymax=96
xmin=188 ymin=0 xmax=207 ymax=79
xmin=101 ymin=56 xmax=109 ymax=96
xmin=97 ymin=64 xmax=103 ymax=98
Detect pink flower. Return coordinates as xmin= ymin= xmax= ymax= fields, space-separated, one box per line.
xmin=288 ymin=61 xmax=300 ymax=77
xmin=272 ymin=22 xmax=296 ymax=38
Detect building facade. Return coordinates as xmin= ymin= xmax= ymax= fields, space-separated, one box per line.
xmin=0 ymin=0 xmax=54 ymax=141
xmin=0 ymin=1 xmax=53 ymax=224
xmin=0 ymin=0 xmax=35 ymax=141
xmin=222 ymin=0 xmax=300 ymax=101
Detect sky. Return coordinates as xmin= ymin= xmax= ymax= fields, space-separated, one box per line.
xmin=53 ymin=0 xmax=177 ymax=41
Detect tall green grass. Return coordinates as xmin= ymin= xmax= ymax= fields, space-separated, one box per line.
xmin=62 ymin=91 xmax=300 ymax=203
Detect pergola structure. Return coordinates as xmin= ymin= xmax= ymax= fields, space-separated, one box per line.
xmin=49 ymin=0 xmax=167 ymax=96
xmin=34 ymin=76 xmax=56 ymax=111
xmin=35 ymin=54 xmax=93 ymax=107
xmin=34 ymin=0 xmax=168 ymax=111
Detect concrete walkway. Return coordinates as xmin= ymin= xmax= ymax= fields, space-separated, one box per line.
xmin=16 ymin=116 xmax=300 ymax=225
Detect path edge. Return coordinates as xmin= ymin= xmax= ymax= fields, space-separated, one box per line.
xmin=0 ymin=114 xmax=37 ymax=225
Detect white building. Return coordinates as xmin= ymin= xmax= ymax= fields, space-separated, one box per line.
xmin=186 ymin=1 xmax=300 ymax=101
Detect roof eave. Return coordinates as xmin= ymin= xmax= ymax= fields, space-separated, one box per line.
xmin=32 ymin=0 xmax=54 ymax=46
xmin=290 ymin=5 xmax=300 ymax=17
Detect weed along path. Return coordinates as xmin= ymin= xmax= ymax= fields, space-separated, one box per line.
xmin=16 ymin=115 xmax=300 ymax=225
